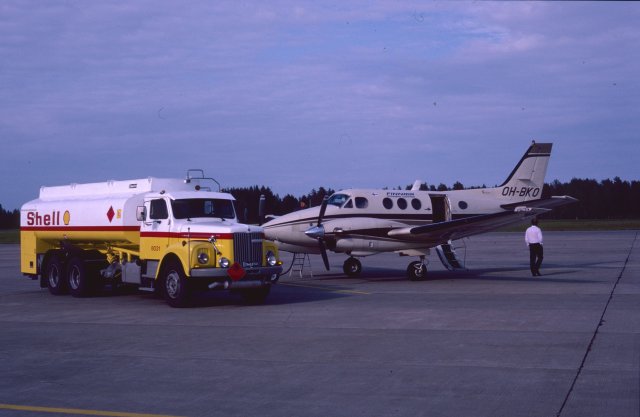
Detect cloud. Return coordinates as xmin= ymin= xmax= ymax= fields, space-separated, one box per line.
xmin=0 ymin=1 xmax=638 ymax=210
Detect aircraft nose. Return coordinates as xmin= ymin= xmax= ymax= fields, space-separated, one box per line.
xmin=263 ymin=224 xmax=278 ymax=240
xmin=305 ymin=225 xmax=325 ymax=239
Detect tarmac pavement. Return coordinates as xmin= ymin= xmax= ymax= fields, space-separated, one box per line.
xmin=0 ymin=231 xmax=638 ymax=417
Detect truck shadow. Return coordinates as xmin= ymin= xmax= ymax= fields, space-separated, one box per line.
xmin=190 ymin=284 xmax=350 ymax=307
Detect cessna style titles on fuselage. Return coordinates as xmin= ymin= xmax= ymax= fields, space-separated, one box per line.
xmin=262 ymin=142 xmax=577 ymax=280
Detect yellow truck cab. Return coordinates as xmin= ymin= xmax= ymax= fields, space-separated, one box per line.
xmin=20 ymin=170 xmax=282 ymax=307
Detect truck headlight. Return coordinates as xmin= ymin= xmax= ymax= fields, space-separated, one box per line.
xmin=266 ymin=251 xmax=277 ymax=267
xmin=219 ymin=257 xmax=230 ymax=268
xmin=197 ymin=252 xmax=209 ymax=265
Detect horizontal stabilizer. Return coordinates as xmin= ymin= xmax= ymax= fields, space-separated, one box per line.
xmin=501 ymin=195 xmax=578 ymax=210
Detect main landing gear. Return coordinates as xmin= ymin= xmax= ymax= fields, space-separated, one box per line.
xmin=407 ymin=256 xmax=428 ymax=281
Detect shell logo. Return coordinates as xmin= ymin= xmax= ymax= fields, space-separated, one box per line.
xmin=63 ymin=210 xmax=71 ymax=225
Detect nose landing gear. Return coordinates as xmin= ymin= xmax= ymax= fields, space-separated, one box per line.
xmin=343 ymin=257 xmax=362 ymax=277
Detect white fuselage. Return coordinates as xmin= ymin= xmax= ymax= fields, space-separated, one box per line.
xmin=264 ymin=141 xmax=552 ymax=258
xmin=263 ymin=185 xmax=539 ymax=256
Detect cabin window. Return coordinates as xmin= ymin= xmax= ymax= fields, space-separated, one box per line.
xmin=383 ymin=198 xmax=393 ymax=209
xmin=458 ymin=201 xmax=468 ymax=210
xmin=411 ymin=198 xmax=422 ymax=210
xmin=355 ymin=197 xmax=369 ymax=209
xmin=150 ymin=199 xmax=169 ymax=220
xmin=397 ymin=198 xmax=407 ymax=210
xmin=327 ymin=194 xmax=350 ymax=207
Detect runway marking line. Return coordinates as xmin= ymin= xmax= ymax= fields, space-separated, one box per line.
xmin=280 ymin=281 xmax=370 ymax=295
xmin=0 ymin=403 xmax=186 ymax=417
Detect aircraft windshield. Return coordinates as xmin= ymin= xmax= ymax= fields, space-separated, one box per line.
xmin=327 ymin=194 xmax=351 ymax=207
xmin=171 ymin=198 xmax=235 ymax=220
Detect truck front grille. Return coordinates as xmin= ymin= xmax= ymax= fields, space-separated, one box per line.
xmin=233 ymin=232 xmax=263 ymax=268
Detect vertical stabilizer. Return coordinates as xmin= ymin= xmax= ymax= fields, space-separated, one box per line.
xmin=497 ymin=142 xmax=552 ymax=202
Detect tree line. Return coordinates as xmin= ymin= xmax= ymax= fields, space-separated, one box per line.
xmin=542 ymin=177 xmax=640 ymax=220
xmin=1 ymin=177 xmax=638 ymax=229
xmin=0 ymin=205 xmax=19 ymax=229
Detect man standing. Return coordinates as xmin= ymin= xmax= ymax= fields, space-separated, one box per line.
xmin=525 ymin=218 xmax=544 ymax=276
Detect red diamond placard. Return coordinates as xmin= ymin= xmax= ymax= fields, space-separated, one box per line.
xmin=106 ymin=206 xmax=115 ymax=223
xmin=227 ymin=263 xmax=246 ymax=281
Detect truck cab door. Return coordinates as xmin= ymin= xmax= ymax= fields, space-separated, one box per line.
xmin=140 ymin=198 xmax=172 ymax=259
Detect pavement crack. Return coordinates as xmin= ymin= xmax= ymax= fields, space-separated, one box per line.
xmin=555 ymin=231 xmax=638 ymax=417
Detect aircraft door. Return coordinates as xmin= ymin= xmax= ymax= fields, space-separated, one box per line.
xmin=429 ymin=194 xmax=452 ymax=223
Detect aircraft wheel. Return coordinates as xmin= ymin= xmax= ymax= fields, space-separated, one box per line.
xmin=67 ymin=257 xmax=93 ymax=297
xmin=163 ymin=260 xmax=191 ymax=308
xmin=46 ymin=254 xmax=68 ymax=295
xmin=343 ymin=257 xmax=362 ymax=277
xmin=407 ymin=261 xmax=427 ymax=281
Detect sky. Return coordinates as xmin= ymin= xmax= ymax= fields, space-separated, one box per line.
xmin=1 ymin=1 xmax=639 ymax=210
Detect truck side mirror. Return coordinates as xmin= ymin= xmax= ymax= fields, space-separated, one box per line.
xmin=136 ymin=206 xmax=146 ymax=221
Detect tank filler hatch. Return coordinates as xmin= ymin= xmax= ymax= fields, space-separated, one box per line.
xmin=184 ymin=169 xmax=221 ymax=192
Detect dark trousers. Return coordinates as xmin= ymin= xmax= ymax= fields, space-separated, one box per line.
xmin=529 ymin=243 xmax=543 ymax=274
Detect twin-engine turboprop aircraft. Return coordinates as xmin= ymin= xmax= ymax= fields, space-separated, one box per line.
xmin=262 ymin=142 xmax=576 ymax=280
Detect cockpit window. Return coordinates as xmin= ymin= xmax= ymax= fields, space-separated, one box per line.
xmin=171 ymin=198 xmax=235 ymax=219
xmin=343 ymin=199 xmax=353 ymax=208
xmin=327 ymin=194 xmax=350 ymax=207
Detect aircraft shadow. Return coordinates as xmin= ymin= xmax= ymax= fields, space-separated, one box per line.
xmin=306 ymin=265 xmax=596 ymax=284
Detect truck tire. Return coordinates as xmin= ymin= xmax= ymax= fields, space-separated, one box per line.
xmin=67 ymin=257 xmax=93 ymax=297
xmin=239 ymin=286 xmax=271 ymax=305
xmin=45 ymin=254 xmax=68 ymax=295
xmin=162 ymin=260 xmax=191 ymax=308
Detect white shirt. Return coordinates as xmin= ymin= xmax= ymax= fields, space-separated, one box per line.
xmin=525 ymin=225 xmax=543 ymax=245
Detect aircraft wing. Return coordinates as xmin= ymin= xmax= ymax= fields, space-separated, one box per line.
xmin=387 ymin=207 xmax=549 ymax=245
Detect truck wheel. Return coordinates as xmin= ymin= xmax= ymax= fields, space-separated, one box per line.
xmin=240 ymin=286 xmax=271 ymax=305
xmin=46 ymin=254 xmax=68 ymax=295
xmin=67 ymin=257 xmax=93 ymax=297
xmin=163 ymin=260 xmax=191 ymax=308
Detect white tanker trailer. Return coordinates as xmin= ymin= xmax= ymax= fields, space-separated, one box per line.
xmin=20 ymin=170 xmax=282 ymax=307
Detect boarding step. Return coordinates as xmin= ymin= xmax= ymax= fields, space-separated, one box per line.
xmin=139 ymin=276 xmax=155 ymax=292
xmin=290 ymin=253 xmax=313 ymax=279
xmin=435 ymin=241 xmax=466 ymax=271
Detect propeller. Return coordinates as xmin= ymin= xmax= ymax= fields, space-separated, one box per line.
xmin=305 ymin=196 xmax=330 ymax=270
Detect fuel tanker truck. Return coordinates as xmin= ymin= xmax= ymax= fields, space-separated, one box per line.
xmin=20 ymin=170 xmax=283 ymax=307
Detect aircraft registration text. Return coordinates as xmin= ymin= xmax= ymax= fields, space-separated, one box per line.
xmin=501 ymin=187 xmax=541 ymax=198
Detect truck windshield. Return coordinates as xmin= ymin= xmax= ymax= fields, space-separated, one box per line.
xmin=171 ymin=199 xmax=235 ymax=220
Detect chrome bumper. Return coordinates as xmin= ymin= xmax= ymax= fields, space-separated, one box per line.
xmin=188 ymin=266 xmax=282 ymax=290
